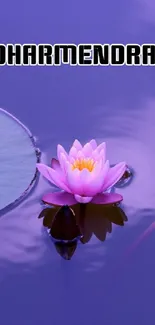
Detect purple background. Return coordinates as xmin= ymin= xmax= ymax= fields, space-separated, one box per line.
xmin=0 ymin=1 xmax=155 ymax=324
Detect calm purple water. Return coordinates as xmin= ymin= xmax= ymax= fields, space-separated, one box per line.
xmin=0 ymin=1 xmax=155 ymax=324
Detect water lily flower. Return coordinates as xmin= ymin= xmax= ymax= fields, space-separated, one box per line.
xmin=37 ymin=139 xmax=126 ymax=206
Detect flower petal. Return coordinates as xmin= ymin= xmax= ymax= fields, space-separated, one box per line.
xmin=79 ymin=168 xmax=92 ymax=194
xmin=36 ymin=163 xmax=71 ymax=193
xmin=42 ymin=191 xmax=77 ymax=206
xmin=37 ymin=163 xmax=56 ymax=184
xmin=72 ymin=139 xmax=82 ymax=150
xmin=97 ymin=142 xmax=106 ymax=153
xmin=82 ymin=143 xmax=93 ymax=157
xmin=92 ymin=142 xmax=106 ymax=161
xmin=74 ymin=194 xmax=93 ymax=203
xmin=69 ymin=146 xmax=78 ymax=158
xmin=67 ymin=160 xmax=109 ymax=197
xmin=102 ymin=162 xmax=126 ymax=191
xmin=92 ymin=150 xmax=99 ymax=161
xmin=59 ymin=153 xmax=69 ymax=173
xmin=48 ymin=168 xmax=72 ymax=192
xmin=77 ymin=150 xmax=85 ymax=159
xmin=91 ymin=193 xmax=123 ymax=205
xmin=89 ymin=139 xmax=97 ymax=150
xmin=81 ymin=160 xmax=110 ymax=197
xmin=98 ymin=149 xmax=106 ymax=163
xmin=67 ymin=167 xmax=83 ymax=195
xmin=51 ymin=158 xmax=61 ymax=171
xmin=57 ymin=144 xmax=68 ymax=162
xmin=51 ymin=158 xmax=65 ymax=179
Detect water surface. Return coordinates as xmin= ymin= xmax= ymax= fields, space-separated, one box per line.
xmin=0 ymin=1 xmax=155 ymax=324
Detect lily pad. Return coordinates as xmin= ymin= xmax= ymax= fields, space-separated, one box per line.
xmin=0 ymin=108 xmax=40 ymax=212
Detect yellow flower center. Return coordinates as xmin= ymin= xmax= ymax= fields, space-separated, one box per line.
xmin=72 ymin=158 xmax=95 ymax=172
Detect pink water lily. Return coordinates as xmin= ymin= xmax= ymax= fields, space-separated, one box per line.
xmin=36 ymin=139 xmax=126 ymax=206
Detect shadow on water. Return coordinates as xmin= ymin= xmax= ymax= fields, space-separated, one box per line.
xmin=38 ymin=204 xmax=128 ymax=260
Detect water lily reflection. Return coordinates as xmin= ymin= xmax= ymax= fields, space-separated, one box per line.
xmin=38 ymin=205 xmax=81 ymax=260
xmin=73 ymin=203 xmax=128 ymax=244
xmin=38 ymin=205 xmax=81 ymax=241
xmin=37 ymin=139 xmax=126 ymax=206
xmin=38 ymin=203 xmax=128 ymax=259
xmin=54 ymin=241 xmax=78 ymax=260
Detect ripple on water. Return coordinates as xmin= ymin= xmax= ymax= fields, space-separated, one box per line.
xmin=94 ymin=98 xmax=155 ymax=213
